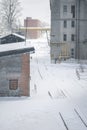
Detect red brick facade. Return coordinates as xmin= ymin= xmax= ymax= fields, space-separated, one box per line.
xmin=0 ymin=53 xmax=31 ymax=97
xmin=19 ymin=54 xmax=30 ymax=96
xmin=24 ymin=17 xmax=41 ymax=39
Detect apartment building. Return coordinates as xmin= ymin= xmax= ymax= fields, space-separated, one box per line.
xmin=50 ymin=0 xmax=87 ymax=62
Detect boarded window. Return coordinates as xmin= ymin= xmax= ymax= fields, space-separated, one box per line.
xmin=9 ymin=79 xmax=18 ymax=90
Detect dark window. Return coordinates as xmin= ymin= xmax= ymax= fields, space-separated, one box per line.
xmin=63 ymin=5 xmax=67 ymax=12
xmin=71 ymin=21 xmax=75 ymax=28
xmin=9 ymin=79 xmax=18 ymax=90
xmin=71 ymin=5 xmax=75 ymax=18
xmin=63 ymin=34 xmax=67 ymax=41
xmin=71 ymin=34 xmax=75 ymax=41
xmin=64 ymin=20 xmax=67 ymax=28
xmin=71 ymin=48 xmax=74 ymax=58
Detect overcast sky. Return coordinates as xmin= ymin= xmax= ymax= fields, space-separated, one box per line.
xmin=20 ymin=0 xmax=50 ymax=25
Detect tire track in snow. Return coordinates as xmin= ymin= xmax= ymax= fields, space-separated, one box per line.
xmin=48 ymin=91 xmax=53 ymax=99
xmin=38 ymin=68 xmax=43 ymax=80
xmin=62 ymin=89 xmax=87 ymax=129
xmin=48 ymin=89 xmax=67 ymax=99
xmin=35 ymin=52 xmax=43 ymax=80
xmin=59 ymin=112 xmax=69 ymax=130
xmin=60 ymin=89 xmax=67 ymax=98
xmin=74 ymin=108 xmax=87 ymax=127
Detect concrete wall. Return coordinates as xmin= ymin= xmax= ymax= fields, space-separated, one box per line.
xmin=0 ymin=54 xmax=30 ymax=96
xmin=50 ymin=0 xmax=87 ymax=61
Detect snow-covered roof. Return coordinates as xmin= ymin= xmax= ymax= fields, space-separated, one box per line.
xmin=12 ymin=33 xmax=25 ymax=39
xmin=0 ymin=33 xmax=25 ymax=40
xmin=0 ymin=42 xmax=35 ymax=57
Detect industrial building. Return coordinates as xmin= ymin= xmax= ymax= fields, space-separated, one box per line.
xmin=24 ymin=17 xmax=41 ymax=39
xmin=50 ymin=0 xmax=87 ymax=62
xmin=0 ymin=34 xmax=35 ymax=96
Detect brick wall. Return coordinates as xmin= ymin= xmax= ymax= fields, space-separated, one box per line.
xmin=24 ymin=17 xmax=41 ymax=39
xmin=0 ymin=53 xmax=30 ymax=97
xmin=19 ymin=53 xmax=30 ymax=96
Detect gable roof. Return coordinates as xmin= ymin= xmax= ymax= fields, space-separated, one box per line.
xmin=0 ymin=33 xmax=25 ymax=39
xmin=0 ymin=33 xmax=25 ymax=44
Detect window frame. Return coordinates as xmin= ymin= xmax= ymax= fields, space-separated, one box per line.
xmin=9 ymin=79 xmax=18 ymax=90
xmin=71 ymin=5 xmax=75 ymax=18
xmin=63 ymin=5 xmax=67 ymax=13
xmin=71 ymin=34 xmax=75 ymax=41
xmin=71 ymin=48 xmax=74 ymax=58
xmin=63 ymin=34 xmax=67 ymax=41
xmin=71 ymin=21 xmax=75 ymax=28
xmin=64 ymin=20 xmax=67 ymax=28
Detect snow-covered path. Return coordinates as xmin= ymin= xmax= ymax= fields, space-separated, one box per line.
xmin=0 ymin=39 xmax=87 ymax=130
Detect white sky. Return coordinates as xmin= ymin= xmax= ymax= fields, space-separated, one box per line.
xmin=20 ymin=0 xmax=50 ymax=25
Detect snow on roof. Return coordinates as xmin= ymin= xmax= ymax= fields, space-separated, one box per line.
xmin=12 ymin=33 xmax=25 ymax=39
xmin=0 ymin=33 xmax=25 ymax=40
xmin=0 ymin=41 xmax=35 ymax=56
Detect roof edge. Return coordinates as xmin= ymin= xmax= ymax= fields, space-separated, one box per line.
xmin=0 ymin=47 xmax=35 ymax=57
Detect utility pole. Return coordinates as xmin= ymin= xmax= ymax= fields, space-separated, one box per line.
xmin=75 ymin=0 xmax=80 ymax=60
xmin=25 ymin=18 xmax=27 ymax=45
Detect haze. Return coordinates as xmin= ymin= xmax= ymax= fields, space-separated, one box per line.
xmin=21 ymin=0 xmax=50 ymax=25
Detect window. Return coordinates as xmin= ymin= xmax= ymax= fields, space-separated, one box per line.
xmin=71 ymin=34 xmax=75 ymax=41
xmin=64 ymin=20 xmax=67 ymax=28
xmin=71 ymin=5 xmax=75 ymax=18
xmin=63 ymin=34 xmax=67 ymax=41
xmin=63 ymin=5 xmax=67 ymax=13
xmin=9 ymin=79 xmax=18 ymax=90
xmin=71 ymin=21 xmax=75 ymax=28
xmin=71 ymin=48 xmax=74 ymax=58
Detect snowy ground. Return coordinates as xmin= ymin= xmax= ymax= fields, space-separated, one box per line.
xmin=0 ymin=38 xmax=87 ymax=130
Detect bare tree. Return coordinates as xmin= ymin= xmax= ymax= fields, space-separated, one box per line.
xmin=0 ymin=0 xmax=21 ymax=32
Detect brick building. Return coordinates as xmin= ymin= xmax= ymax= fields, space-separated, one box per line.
xmin=24 ymin=17 xmax=41 ymax=39
xmin=0 ymin=34 xmax=35 ymax=96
